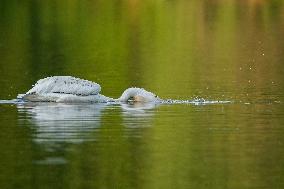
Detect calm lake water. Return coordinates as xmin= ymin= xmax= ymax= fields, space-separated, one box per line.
xmin=0 ymin=0 xmax=284 ymax=188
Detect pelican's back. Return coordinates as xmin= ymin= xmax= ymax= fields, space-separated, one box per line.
xmin=26 ymin=76 xmax=101 ymax=96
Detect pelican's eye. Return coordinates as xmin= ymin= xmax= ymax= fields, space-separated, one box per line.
xmin=128 ymin=96 xmax=134 ymax=101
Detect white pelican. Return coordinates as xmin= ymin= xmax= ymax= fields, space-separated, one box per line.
xmin=19 ymin=76 xmax=161 ymax=103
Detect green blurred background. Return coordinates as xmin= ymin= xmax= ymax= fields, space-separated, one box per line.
xmin=0 ymin=0 xmax=283 ymax=101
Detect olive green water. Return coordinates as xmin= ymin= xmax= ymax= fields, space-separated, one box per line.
xmin=0 ymin=0 xmax=284 ymax=188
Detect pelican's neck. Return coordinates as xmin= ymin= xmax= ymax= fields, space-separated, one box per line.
xmin=116 ymin=87 xmax=160 ymax=103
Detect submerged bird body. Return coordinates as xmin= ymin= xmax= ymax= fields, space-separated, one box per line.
xmin=21 ymin=76 xmax=160 ymax=103
xmin=22 ymin=93 xmax=114 ymax=103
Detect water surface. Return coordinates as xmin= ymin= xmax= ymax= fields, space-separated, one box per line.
xmin=0 ymin=0 xmax=284 ymax=189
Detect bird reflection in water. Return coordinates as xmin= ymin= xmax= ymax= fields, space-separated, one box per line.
xmin=17 ymin=102 xmax=157 ymax=145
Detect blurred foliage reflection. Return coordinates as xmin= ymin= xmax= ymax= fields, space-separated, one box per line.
xmin=0 ymin=0 xmax=283 ymax=101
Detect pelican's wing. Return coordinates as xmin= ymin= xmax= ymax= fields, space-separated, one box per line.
xmin=26 ymin=76 xmax=101 ymax=96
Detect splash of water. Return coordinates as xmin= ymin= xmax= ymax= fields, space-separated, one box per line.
xmin=160 ymin=98 xmax=231 ymax=105
xmin=0 ymin=98 xmax=231 ymax=105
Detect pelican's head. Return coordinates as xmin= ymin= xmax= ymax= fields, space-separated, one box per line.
xmin=119 ymin=87 xmax=161 ymax=103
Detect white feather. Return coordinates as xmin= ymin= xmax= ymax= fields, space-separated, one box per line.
xmin=26 ymin=76 xmax=101 ymax=96
xmin=23 ymin=93 xmax=114 ymax=103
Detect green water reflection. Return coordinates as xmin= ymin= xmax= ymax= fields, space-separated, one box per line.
xmin=1 ymin=103 xmax=284 ymax=189
xmin=0 ymin=0 xmax=284 ymax=189
xmin=0 ymin=0 xmax=283 ymax=101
